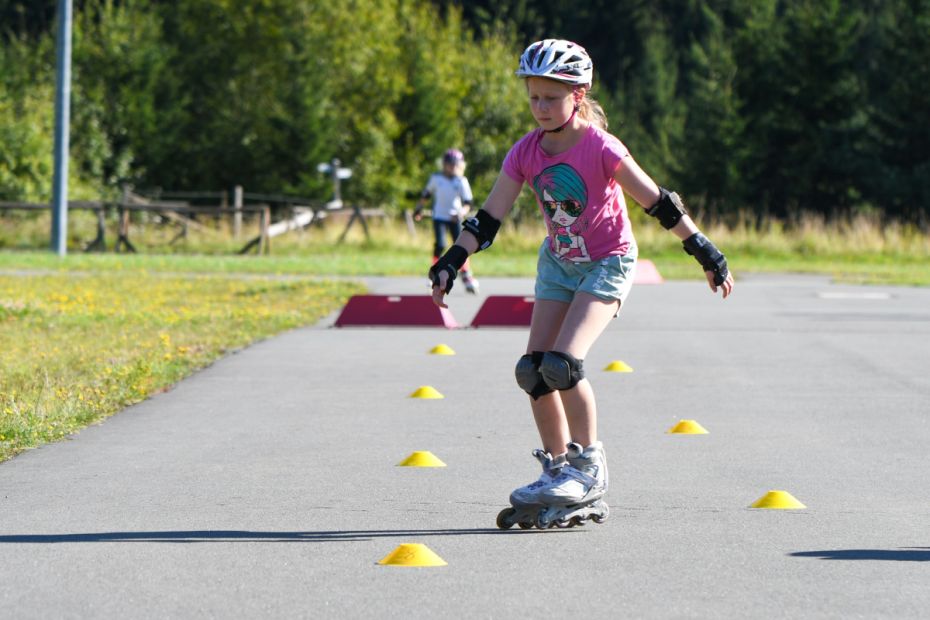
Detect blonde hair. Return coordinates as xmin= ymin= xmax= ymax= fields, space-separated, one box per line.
xmin=577 ymin=90 xmax=608 ymax=130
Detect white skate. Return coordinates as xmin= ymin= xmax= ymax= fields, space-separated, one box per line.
xmin=534 ymin=441 xmax=610 ymax=529
xmin=461 ymin=272 xmax=479 ymax=294
xmin=496 ymin=449 xmax=565 ymax=530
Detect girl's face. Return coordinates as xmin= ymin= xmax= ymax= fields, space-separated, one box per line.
xmin=526 ymin=77 xmax=579 ymax=131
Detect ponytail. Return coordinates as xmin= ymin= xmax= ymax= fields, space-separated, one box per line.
xmin=578 ymin=91 xmax=608 ymax=130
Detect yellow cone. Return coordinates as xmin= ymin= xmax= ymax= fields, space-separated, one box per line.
xmin=409 ymin=385 xmax=444 ymax=399
xmin=750 ymin=490 xmax=806 ymax=509
xmin=429 ymin=344 xmax=456 ymax=355
xmin=397 ymin=451 xmax=446 ymax=467
xmin=603 ymin=360 xmax=633 ymax=372
xmin=667 ymin=419 xmax=709 ymax=434
xmin=378 ymin=543 xmax=447 ymax=567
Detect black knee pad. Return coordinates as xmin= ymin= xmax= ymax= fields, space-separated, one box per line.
xmin=540 ymin=351 xmax=585 ymax=391
xmin=514 ymin=351 xmax=554 ymax=400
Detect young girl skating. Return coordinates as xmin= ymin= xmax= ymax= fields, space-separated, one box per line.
xmin=415 ymin=148 xmax=479 ymax=293
xmin=429 ymin=39 xmax=734 ymax=529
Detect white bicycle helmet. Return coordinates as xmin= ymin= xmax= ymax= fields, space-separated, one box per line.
xmin=516 ymin=39 xmax=593 ymax=86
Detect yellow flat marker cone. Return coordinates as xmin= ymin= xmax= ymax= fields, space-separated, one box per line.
xmin=750 ymin=490 xmax=806 ymax=510
xmin=409 ymin=385 xmax=444 ymax=399
xmin=378 ymin=543 xmax=447 ymax=567
xmin=397 ymin=451 xmax=446 ymax=467
xmin=603 ymin=360 xmax=633 ymax=372
xmin=667 ymin=419 xmax=709 ymax=434
xmin=429 ymin=344 xmax=456 ymax=355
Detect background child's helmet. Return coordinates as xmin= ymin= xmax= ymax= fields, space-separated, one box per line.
xmin=516 ymin=39 xmax=593 ymax=87
xmin=442 ymin=148 xmax=465 ymax=165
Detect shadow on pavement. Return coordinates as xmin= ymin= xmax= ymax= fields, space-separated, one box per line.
xmin=790 ymin=548 xmax=930 ymax=562
xmin=0 ymin=527 xmax=580 ymax=543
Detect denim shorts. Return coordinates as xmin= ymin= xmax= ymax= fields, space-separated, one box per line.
xmin=535 ymin=240 xmax=637 ymax=307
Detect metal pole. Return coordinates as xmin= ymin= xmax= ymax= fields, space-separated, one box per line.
xmin=332 ymin=158 xmax=341 ymax=205
xmin=50 ymin=0 xmax=73 ymax=256
xmin=233 ymin=185 xmax=243 ymax=240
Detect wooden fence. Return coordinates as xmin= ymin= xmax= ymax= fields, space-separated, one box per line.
xmin=1 ymin=187 xmax=388 ymax=253
xmin=0 ymin=201 xmax=107 ymax=251
xmin=114 ymin=202 xmax=271 ymax=255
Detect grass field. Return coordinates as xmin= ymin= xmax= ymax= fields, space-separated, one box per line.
xmin=0 ymin=270 xmax=362 ymax=461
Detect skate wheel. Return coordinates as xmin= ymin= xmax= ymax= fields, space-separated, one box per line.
xmin=570 ymin=516 xmax=586 ymax=527
xmin=496 ymin=507 xmax=517 ymax=530
xmin=534 ymin=512 xmax=552 ymax=530
xmin=591 ymin=503 xmax=609 ymax=524
xmin=555 ymin=518 xmax=571 ymax=528
xmin=518 ymin=521 xmax=534 ymax=530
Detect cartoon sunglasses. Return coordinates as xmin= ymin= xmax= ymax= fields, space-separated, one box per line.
xmin=543 ymin=198 xmax=583 ymax=219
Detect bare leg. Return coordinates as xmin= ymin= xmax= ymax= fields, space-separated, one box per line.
xmin=525 ymin=299 xmax=571 ymax=455
xmin=552 ymin=293 xmax=620 ymax=446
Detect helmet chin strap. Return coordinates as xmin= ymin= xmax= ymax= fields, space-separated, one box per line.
xmin=546 ymin=105 xmax=579 ymax=134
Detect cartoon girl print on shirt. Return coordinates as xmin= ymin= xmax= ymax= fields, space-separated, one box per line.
xmin=532 ymin=163 xmax=590 ymax=262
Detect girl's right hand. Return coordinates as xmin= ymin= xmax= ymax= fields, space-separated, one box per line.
xmin=428 ymin=245 xmax=468 ymax=307
xmin=431 ymin=271 xmax=450 ymax=308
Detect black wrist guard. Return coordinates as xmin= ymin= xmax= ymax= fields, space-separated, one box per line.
xmin=428 ymin=245 xmax=469 ymax=293
xmin=463 ymin=209 xmax=501 ymax=252
xmin=646 ymin=187 xmax=687 ymax=230
xmin=682 ymin=233 xmax=729 ymax=286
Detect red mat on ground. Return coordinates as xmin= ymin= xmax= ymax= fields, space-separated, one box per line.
xmin=470 ymin=295 xmax=535 ymax=328
xmin=634 ymin=259 xmax=664 ymax=284
xmin=334 ymin=295 xmax=458 ymax=328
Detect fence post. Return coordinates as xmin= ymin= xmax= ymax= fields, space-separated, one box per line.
xmin=233 ymin=185 xmax=243 ymax=240
xmin=85 ymin=207 xmax=106 ymax=252
xmin=116 ymin=205 xmax=136 ymax=253
xmin=404 ymin=209 xmax=417 ymax=238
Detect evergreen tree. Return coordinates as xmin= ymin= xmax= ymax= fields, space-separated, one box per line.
xmin=676 ymin=2 xmax=744 ymax=218
xmin=736 ymin=0 xmax=867 ymax=218
xmin=865 ymin=0 xmax=930 ymax=223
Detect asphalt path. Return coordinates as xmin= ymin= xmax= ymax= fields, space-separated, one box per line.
xmin=1 ymin=273 xmax=928 ymax=618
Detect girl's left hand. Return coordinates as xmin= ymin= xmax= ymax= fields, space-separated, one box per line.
xmin=707 ymin=270 xmax=734 ymax=299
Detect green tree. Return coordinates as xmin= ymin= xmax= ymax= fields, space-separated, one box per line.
xmin=735 ymin=0 xmax=867 ymax=218
xmin=676 ymin=2 xmax=744 ymax=217
xmin=151 ymin=0 xmax=318 ymax=192
xmin=71 ymin=0 xmax=175 ymax=196
xmin=865 ymin=0 xmax=930 ymax=223
xmin=0 ymin=0 xmax=57 ymax=40
xmin=0 ymin=37 xmax=55 ymax=200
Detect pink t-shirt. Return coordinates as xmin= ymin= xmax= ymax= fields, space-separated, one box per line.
xmin=503 ymin=124 xmax=637 ymax=262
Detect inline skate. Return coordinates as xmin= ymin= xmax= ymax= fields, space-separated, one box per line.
xmin=533 ymin=441 xmax=610 ymax=529
xmin=495 ymin=449 xmax=565 ymax=530
xmin=461 ymin=271 xmax=479 ymax=294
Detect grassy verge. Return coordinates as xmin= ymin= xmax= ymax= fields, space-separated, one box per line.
xmin=0 ymin=271 xmax=362 ymax=461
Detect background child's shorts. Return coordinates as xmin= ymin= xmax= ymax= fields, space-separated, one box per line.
xmin=535 ymin=241 xmax=637 ymax=309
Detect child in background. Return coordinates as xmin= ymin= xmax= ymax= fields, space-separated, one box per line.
xmin=428 ymin=39 xmax=734 ymax=528
xmin=415 ymin=148 xmax=479 ymax=294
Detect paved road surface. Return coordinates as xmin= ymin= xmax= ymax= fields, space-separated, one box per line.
xmin=1 ymin=274 xmax=928 ymax=618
